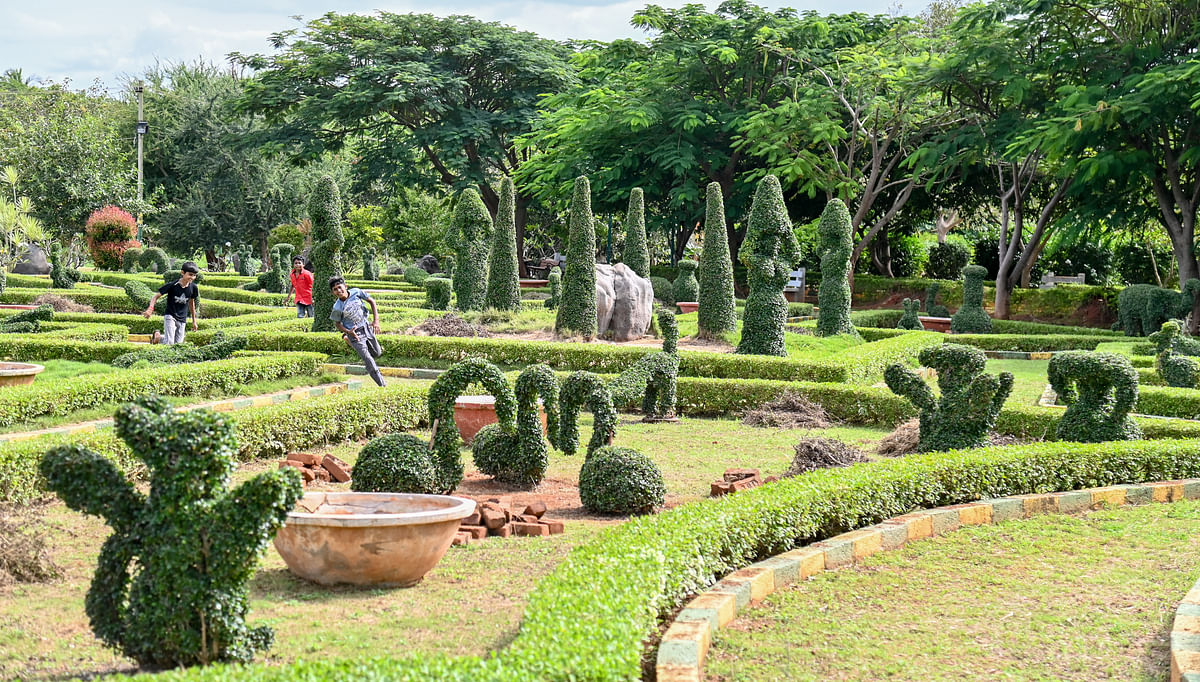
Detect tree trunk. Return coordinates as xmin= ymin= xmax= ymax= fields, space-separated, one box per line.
xmin=870 ymin=237 xmax=893 ymax=277
xmin=515 ymin=197 xmax=530 ymax=278
xmin=205 ymin=247 xmax=219 ymax=272
xmin=259 ymin=233 xmax=270 ymax=270
xmin=1019 ymin=236 xmax=1050 ymax=288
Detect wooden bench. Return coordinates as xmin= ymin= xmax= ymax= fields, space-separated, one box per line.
xmin=784 ymin=267 xmax=807 ymax=302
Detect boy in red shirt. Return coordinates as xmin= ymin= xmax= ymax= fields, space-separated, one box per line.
xmin=290 ymin=256 xmax=314 ymax=318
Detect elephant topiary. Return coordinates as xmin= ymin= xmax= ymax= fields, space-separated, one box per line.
xmin=896 ymin=298 xmax=923 ymax=330
xmin=1117 ymin=280 xmax=1200 ymax=337
xmin=1149 ymin=320 xmax=1200 ymax=388
xmin=1048 ymin=351 xmax=1142 ymax=442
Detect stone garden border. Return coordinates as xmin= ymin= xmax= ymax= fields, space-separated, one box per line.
xmin=657 ymin=478 xmax=1200 ymax=682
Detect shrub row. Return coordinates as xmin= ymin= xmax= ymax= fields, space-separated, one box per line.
xmin=40 ymin=322 xmax=129 ymax=343
xmin=0 ymin=309 xmax=294 ymax=333
xmin=0 ymin=286 xmax=270 ymax=318
xmin=949 ymin=334 xmax=1110 ymax=352
xmin=85 ymin=272 xmax=292 ymax=306
xmin=147 ymin=436 xmax=1200 ymax=681
xmin=0 ymin=336 xmax=143 ymax=363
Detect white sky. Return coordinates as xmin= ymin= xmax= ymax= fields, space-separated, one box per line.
xmin=0 ymin=0 xmax=927 ymax=92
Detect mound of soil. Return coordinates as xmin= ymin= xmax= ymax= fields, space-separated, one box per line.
xmin=742 ymin=392 xmax=832 ymax=429
xmin=413 ymin=313 xmax=492 ymax=338
xmin=31 ymin=293 xmax=94 ymax=313
xmin=783 ymin=438 xmax=868 ymax=477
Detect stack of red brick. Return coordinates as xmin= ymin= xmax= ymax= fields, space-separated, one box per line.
xmin=278 ymin=453 xmax=352 ymax=486
xmin=453 ymin=498 xmax=565 ymax=546
xmin=710 ymin=468 xmax=777 ymax=497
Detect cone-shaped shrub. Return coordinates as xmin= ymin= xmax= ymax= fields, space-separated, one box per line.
xmin=697 ymin=182 xmax=737 ymax=337
xmin=486 ymin=177 xmax=522 ymax=311
xmin=309 ymin=176 xmax=344 ymax=332
xmin=951 ymin=264 xmax=993 ymax=333
xmin=736 ymin=175 xmax=800 ymax=356
xmin=622 ymin=188 xmax=649 ymax=278
xmin=555 ymin=176 xmax=598 ymax=338
xmin=816 ymin=199 xmax=857 ymax=337
xmin=452 ymin=189 xmax=492 ymax=312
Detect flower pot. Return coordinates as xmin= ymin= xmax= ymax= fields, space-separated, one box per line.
xmin=676 ymin=301 xmax=699 ymax=314
xmin=918 ymin=316 xmax=952 ymax=333
xmin=454 ymin=395 xmax=547 ymax=445
xmin=0 ymin=362 xmax=44 ymax=387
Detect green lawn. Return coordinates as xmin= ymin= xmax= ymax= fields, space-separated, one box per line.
xmin=706 ymin=499 xmax=1200 ymax=681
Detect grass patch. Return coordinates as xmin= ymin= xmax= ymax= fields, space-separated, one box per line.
xmin=33 ymin=360 xmax=122 ymax=383
xmin=707 ymin=499 xmax=1200 ymax=681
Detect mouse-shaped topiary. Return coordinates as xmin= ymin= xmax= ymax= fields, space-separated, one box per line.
xmin=38 ymin=396 xmax=302 ymax=667
xmin=896 ymin=298 xmax=924 ymax=330
xmin=1048 ymin=351 xmax=1142 ymax=442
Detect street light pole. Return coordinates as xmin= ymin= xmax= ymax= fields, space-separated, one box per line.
xmin=135 ymin=82 xmax=145 ymax=241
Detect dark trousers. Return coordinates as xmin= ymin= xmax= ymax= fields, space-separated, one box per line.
xmin=346 ymin=325 xmax=385 ymax=386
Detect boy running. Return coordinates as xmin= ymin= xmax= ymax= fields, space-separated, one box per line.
xmin=290 ymin=256 xmax=314 ymax=318
xmin=328 ymin=277 xmax=386 ymax=387
xmin=143 ymin=261 xmax=200 ymax=345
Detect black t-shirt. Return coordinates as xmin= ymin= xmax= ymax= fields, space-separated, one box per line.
xmin=157 ymin=281 xmax=199 ymax=322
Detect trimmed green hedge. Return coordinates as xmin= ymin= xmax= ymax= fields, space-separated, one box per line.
xmin=40 ymin=322 xmax=129 ymax=343
xmin=141 ymin=436 xmax=1200 ymax=681
xmin=84 ymin=272 xmax=289 ymax=306
xmin=0 ymin=286 xmax=270 ymax=318
xmin=0 ymin=336 xmax=143 ymax=363
xmin=950 ymin=334 xmax=1110 ymax=352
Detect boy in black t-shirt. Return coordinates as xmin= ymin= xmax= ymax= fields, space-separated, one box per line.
xmin=143 ymin=261 xmax=200 ymax=345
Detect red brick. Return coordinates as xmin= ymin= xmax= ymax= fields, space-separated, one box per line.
xmin=541 ymin=519 xmax=565 ymax=535
xmin=711 ymin=481 xmax=733 ymax=496
xmin=312 ymin=467 xmax=330 ymax=482
xmin=730 ymin=477 xmax=762 ymax=492
xmin=460 ymin=525 xmax=488 ymax=540
xmin=491 ymin=524 xmax=513 ymax=538
xmin=723 ymin=468 xmax=760 ymax=482
xmin=451 ymin=532 xmax=470 ymax=546
xmin=321 ymin=455 xmax=352 ymax=483
xmin=462 ymin=511 xmax=481 ymax=526
xmin=480 ymin=507 xmax=508 ymax=530
xmin=523 ymin=501 xmax=548 ymax=518
xmin=290 ymin=452 xmax=322 ymax=467
xmin=299 ymin=467 xmax=316 ymax=482
xmin=512 ymin=522 xmax=550 ymax=537
xmin=279 ymin=460 xmax=302 ymax=469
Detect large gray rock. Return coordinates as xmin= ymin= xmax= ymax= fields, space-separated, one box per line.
xmin=13 ymin=245 xmax=49 ymax=275
xmin=596 ymin=263 xmax=653 ymax=342
xmin=416 ymin=254 xmax=440 ymax=274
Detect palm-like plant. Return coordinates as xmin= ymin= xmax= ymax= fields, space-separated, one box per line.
xmin=0 ymin=167 xmax=49 ymax=286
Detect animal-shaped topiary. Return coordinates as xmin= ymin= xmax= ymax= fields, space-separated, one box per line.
xmin=543 ymin=269 xmax=561 ymax=310
xmin=1150 ymin=321 xmax=1200 ymax=388
xmin=473 ymin=364 xmax=561 ymax=486
xmin=884 ymin=343 xmax=1013 ymax=452
xmin=38 ymin=396 xmax=302 ymax=667
xmin=1117 ymin=280 xmax=1200 ymax=337
xmin=427 ymin=357 xmax=517 ymax=492
xmin=737 ymin=175 xmax=801 ymax=354
xmin=896 ymin=298 xmax=923 ymax=330
xmin=424 ymin=277 xmax=451 ymax=310
xmin=123 ymin=280 xmax=162 ymax=314
xmin=0 ymin=303 xmax=52 ymax=333
xmin=1048 ymin=351 xmax=1142 ymax=442
xmin=950 ymin=265 xmax=992 ymax=333
xmin=672 ymin=260 xmax=699 ymax=304
xmin=139 ymin=247 xmax=170 ymax=275
xmin=254 ymin=244 xmax=293 ymax=293
xmin=815 ymin=198 xmax=857 ymax=337
xmin=609 ymin=308 xmax=679 ymax=420
xmin=557 ymin=371 xmax=620 ymax=457
xmin=234 ymin=245 xmax=260 ymax=277
xmin=49 ymin=243 xmax=81 ymax=289
xmin=925 ymin=282 xmax=949 ymax=318
xmin=122 ymin=247 xmax=143 ymax=273
xmin=111 ymin=333 xmax=247 ymax=368
xmin=362 ymin=246 xmax=380 ymax=281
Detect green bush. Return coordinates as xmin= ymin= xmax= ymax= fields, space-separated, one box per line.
xmin=578 ymin=446 xmax=666 ymax=515
xmin=405 ymin=266 xmax=431 ymax=286
xmin=472 ymin=364 xmax=560 ymax=487
xmin=651 ymin=276 xmax=674 ymax=305
xmin=609 ymin=308 xmax=679 ymax=419
xmin=309 ymin=176 xmax=344 ymax=333
xmin=925 ymin=282 xmax=950 ymax=317
xmin=41 ymin=322 xmax=128 ymax=343
xmin=485 ymin=177 xmax=521 ymax=312
xmin=4 ymin=304 xmax=53 ymax=328
xmin=428 ymin=358 xmax=515 ymax=492
xmin=49 ymin=243 xmax=81 ymax=289
xmin=622 ymin=188 xmax=650 ymax=278
xmin=787 ymin=302 xmax=814 ymax=317
xmin=138 ymin=247 xmax=169 ymax=275
xmin=452 ymin=188 xmax=492 ymax=312
xmin=1150 ymin=320 xmax=1200 ymax=388
xmin=1049 ymin=351 xmax=1141 ymax=442
xmin=815 ymin=199 xmax=856 ymax=338
xmin=123 ymin=280 xmax=156 ymax=313
xmin=949 ymin=334 xmax=1110 ymax=352
xmin=556 ymin=176 xmax=598 ymax=338
xmin=424 ymin=277 xmax=451 ymax=310
xmin=350 ymin=433 xmax=438 ymax=493
xmin=925 ymin=241 xmax=969 ymax=280
xmin=40 ymin=395 xmax=301 ymax=667
xmin=896 ymin=298 xmax=923 ymax=330
xmin=951 ymin=265 xmax=992 ymax=333
xmin=121 ymin=247 xmax=143 ymax=273
xmin=1116 ymin=280 xmax=1200 ymax=337
xmin=885 ymin=343 xmax=1013 ymax=451
xmin=111 ymin=334 xmax=247 ymax=368
xmin=672 ymin=260 xmax=699 ymax=303
xmin=544 ymin=269 xmax=562 ymax=310
xmin=361 ymin=247 xmax=380 ymax=281
xmin=738 ymin=175 xmax=800 ymax=355
xmin=254 ymin=244 xmax=292 ymax=294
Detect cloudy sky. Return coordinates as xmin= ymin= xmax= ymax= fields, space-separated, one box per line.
xmin=1 ymin=0 xmax=927 ymax=92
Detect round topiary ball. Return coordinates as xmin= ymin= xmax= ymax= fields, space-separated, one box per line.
xmin=471 ymin=422 xmax=520 ymax=481
xmin=578 ymin=446 xmax=665 ymax=515
xmin=350 ymin=433 xmax=438 ymax=494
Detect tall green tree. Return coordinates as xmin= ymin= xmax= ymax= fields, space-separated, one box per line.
xmin=555 ymin=176 xmax=598 ymax=338
xmin=486 ymin=177 xmax=522 ymax=311
xmin=309 ymin=176 xmax=344 ymax=332
xmin=234 ymin=12 xmax=573 ymax=276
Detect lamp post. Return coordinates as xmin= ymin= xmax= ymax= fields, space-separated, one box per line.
xmin=134 ymin=82 xmax=147 ymax=241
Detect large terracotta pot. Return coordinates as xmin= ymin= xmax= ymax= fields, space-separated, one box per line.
xmin=676 ymin=301 xmax=699 ymax=314
xmin=519 ymin=279 xmax=549 ymax=288
xmin=918 ymin=316 xmax=952 ymax=333
xmin=454 ymin=395 xmax=547 ymax=445
xmin=274 ymin=492 xmax=476 ymax=587
xmin=0 ymin=362 xmax=44 ymax=387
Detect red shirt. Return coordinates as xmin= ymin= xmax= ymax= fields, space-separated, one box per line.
xmin=290 ymin=269 xmax=314 ymax=305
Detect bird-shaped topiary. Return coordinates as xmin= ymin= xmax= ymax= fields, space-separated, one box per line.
xmin=1048 ymin=351 xmax=1142 ymax=442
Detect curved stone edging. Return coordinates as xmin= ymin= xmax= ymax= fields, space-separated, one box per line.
xmin=656 ymin=479 xmax=1200 ymax=682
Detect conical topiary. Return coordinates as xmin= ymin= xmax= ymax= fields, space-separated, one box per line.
xmin=555 ymin=176 xmax=598 ymax=338
xmin=816 ymin=199 xmax=857 ymax=337
xmin=622 ymin=188 xmax=649 ymax=278
xmin=309 ymin=176 xmax=344 ymax=332
xmin=485 ymin=177 xmax=522 ymax=311
xmin=736 ymin=175 xmax=800 ymax=356
xmin=452 ymin=189 xmax=493 ymax=312
xmin=697 ymin=182 xmax=737 ymax=337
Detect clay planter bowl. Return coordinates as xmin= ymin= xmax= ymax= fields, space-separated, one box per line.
xmin=454 ymin=395 xmax=547 ymax=445
xmin=676 ymin=301 xmax=699 ymax=314
xmin=274 ymin=492 xmax=476 ymax=587
xmin=918 ymin=316 xmax=952 ymax=333
xmin=0 ymin=362 xmax=44 ymax=387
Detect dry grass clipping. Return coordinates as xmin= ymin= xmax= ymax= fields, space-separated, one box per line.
xmin=0 ymin=506 xmax=61 ymax=586
xmin=877 ymin=419 xmax=921 ymax=456
xmin=742 ymin=391 xmax=832 ymax=429
xmin=413 ymin=313 xmax=492 ymax=338
xmin=783 ymin=438 xmax=868 ymax=477
xmin=32 ymin=293 xmax=94 ymax=313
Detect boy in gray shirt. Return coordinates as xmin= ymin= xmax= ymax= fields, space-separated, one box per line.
xmin=328 ymin=276 xmax=386 ymax=387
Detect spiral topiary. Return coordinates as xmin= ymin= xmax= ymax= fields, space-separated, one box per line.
xmin=815 ymin=199 xmax=856 ymax=337
xmin=555 ymin=176 xmax=598 ymax=338
xmin=622 ymin=188 xmax=650 ymax=278
xmin=485 ymin=177 xmax=522 ymax=311
xmin=424 ymin=277 xmax=452 ymax=310
xmin=697 ymin=182 xmax=737 ymax=338
xmin=544 ymin=269 xmax=561 ymax=310
xmin=428 ymin=358 xmax=516 ymax=492
xmin=884 ymin=343 xmax=1013 ymax=452
xmin=950 ymin=265 xmax=993 ymax=333
xmin=896 ymin=298 xmax=923 ymax=330
xmin=49 ymin=243 xmax=81 ymax=289
xmin=737 ymin=175 xmax=801 ymax=355
xmin=1150 ymin=320 xmax=1200 ymax=388
xmin=350 ymin=433 xmax=439 ymax=494
xmin=672 ymin=260 xmax=699 ymax=304
xmin=557 ymin=371 xmax=619 ymax=457
xmin=140 ymin=247 xmax=170 ymax=275
xmin=609 ymin=308 xmax=679 ymax=420
xmin=472 ymin=364 xmax=560 ymax=487
xmin=361 ymin=247 xmax=379 ymax=281
xmin=308 ymin=176 xmax=344 ymax=332
xmin=38 ymin=395 xmax=302 ymax=667
xmin=1049 ymin=351 xmax=1142 ymax=442
xmin=452 ymin=188 xmax=492 ymax=312
xmin=122 ymin=247 xmax=143 ymax=273
xmin=578 ymin=446 xmax=665 ymax=515
xmin=925 ymin=282 xmax=949 ymax=318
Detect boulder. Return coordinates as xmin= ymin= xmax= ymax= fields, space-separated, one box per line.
xmin=13 ymin=245 xmax=50 ymax=275
xmin=416 ymin=254 xmax=440 ymax=274
xmin=596 ymin=263 xmax=653 ymax=342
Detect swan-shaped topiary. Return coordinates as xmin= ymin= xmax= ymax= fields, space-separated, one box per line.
xmin=557 ymin=371 xmax=619 ymax=457
xmin=473 ymin=364 xmax=561 ymax=487
xmin=609 ymin=308 xmax=680 ymax=420
xmin=1150 ymin=320 xmax=1200 ymax=388
xmin=427 ymin=357 xmax=516 ymax=492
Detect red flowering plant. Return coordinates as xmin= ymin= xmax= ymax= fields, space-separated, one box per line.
xmin=85 ymin=206 xmax=139 ymax=270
